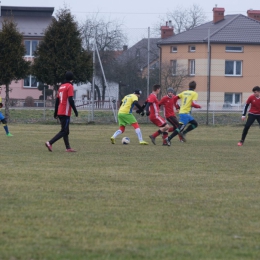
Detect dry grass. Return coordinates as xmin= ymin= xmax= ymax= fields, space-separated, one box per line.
xmin=0 ymin=123 xmax=260 ymax=259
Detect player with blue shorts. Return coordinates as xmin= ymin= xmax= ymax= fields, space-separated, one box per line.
xmin=165 ymin=81 xmax=201 ymax=146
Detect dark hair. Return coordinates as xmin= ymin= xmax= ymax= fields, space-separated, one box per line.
xmin=152 ymin=84 xmax=161 ymax=91
xmin=252 ymin=86 xmax=260 ymax=92
xmin=134 ymin=89 xmax=142 ymax=95
xmin=65 ymin=71 xmax=74 ymax=81
xmin=189 ymin=81 xmax=196 ymax=90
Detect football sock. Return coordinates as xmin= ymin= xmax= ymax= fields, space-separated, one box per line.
xmin=112 ymin=129 xmax=122 ymax=138
xmin=3 ymin=125 xmax=9 ymax=134
xmin=153 ymin=130 xmax=162 ymax=138
xmin=135 ymin=128 xmax=143 ymax=141
xmin=183 ymin=124 xmax=197 ymax=134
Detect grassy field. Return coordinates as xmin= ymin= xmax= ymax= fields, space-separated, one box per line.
xmin=1 ymin=123 xmax=260 ymax=260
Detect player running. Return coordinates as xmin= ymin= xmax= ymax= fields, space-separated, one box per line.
xmin=145 ymin=84 xmax=170 ymax=145
xmin=110 ymin=89 xmax=148 ymax=145
xmin=0 ymin=87 xmax=13 ymax=136
xmin=159 ymin=87 xmax=184 ymax=144
xmin=165 ymin=81 xmax=201 ymax=146
xmin=237 ymin=86 xmax=260 ymax=146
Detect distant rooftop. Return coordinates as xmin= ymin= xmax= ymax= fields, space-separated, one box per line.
xmin=1 ymin=6 xmax=54 ymax=17
xmin=0 ymin=5 xmax=54 ymax=38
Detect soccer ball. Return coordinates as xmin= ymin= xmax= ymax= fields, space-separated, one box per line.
xmin=122 ymin=137 xmax=130 ymax=144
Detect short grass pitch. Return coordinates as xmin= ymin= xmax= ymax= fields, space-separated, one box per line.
xmin=1 ymin=124 xmax=260 ymax=259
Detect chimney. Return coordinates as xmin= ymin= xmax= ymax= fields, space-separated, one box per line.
xmin=213 ymin=7 xmax=225 ymax=23
xmin=247 ymin=9 xmax=260 ymax=22
xmin=123 ymin=45 xmax=128 ymax=51
xmin=160 ymin=20 xmax=174 ymax=39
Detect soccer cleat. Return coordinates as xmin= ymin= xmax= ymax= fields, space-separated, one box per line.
xmin=139 ymin=141 xmax=148 ymax=145
xmin=164 ymin=137 xmax=171 ymax=146
xmin=66 ymin=148 xmax=76 ymax=152
xmin=237 ymin=141 xmax=243 ymax=146
xmin=179 ymin=132 xmax=186 ymax=142
xmin=110 ymin=137 xmax=115 ymax=144
xmin=149 ymin=135 xmax=156 ymax=145
xmin=162 ymin=143 xmax=168 ymax=146
xmin=6 ymin=132 xmax=13 ymax=136
xmin=45 ymin=141 xmax=52 ymax=152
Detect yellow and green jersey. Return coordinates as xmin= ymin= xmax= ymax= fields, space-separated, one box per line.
xmin=119 ymin=94 xmax=138 ymax=114
xmin=178 ymin=90 xmax=198 ymax=114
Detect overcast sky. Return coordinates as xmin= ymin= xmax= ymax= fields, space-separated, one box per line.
xmin=4 ymin=0 xmax=260 ymax=45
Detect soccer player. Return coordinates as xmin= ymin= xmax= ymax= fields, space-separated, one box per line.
xmin=110 ymin=89 xmax=148 ymax=145
xmin=0 ymin=87 xmax=13 ymax=136
xmin=237 ymin=86 xmax=260 ymax=146
xmin=145 ymin=84 xmax=170 ymax=145
xmin=45 ymin=71 xmax=78 ymax=152
xmin=159 ymin=87 xmax=183 ymax=144
xmin=165 ymin=81 xmax=201 ymax=146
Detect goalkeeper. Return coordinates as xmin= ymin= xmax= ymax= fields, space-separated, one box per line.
xmin=0 ymin=87 xmax=13 ymax=136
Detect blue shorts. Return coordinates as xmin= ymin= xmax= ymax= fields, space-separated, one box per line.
xmin=0 ymin=111 xmax=4 ymax=121
xmin=179 ymin=113 xmax=194 ymax=125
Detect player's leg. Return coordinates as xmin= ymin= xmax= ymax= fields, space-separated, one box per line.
xmin=182 ymin=119 xmax=198 ymax=135
xmin=0 ymin=112 xmax=12 ymax=136
xmin=238 ymin=114 xmax=255 ymax=145
xmin=111 ymin=113 xmax=126 ymax=144
xmin=167 ymin=116 xmax=185 ymax=142
xmin=166 ymin=114 xmax=188 ymax=145
xmin=131 ymin=121 xmax=148 ymax=145
xmin=149 ymin=116 xmax=168 ymax=145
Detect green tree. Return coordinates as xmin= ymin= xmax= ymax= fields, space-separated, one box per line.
xmin=0 ymin=18 xmax=30 ymax=119
xmin=31 ymin=7 xmax=92 ymax=95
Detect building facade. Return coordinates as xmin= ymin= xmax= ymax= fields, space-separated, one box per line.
xmin=0 ymin=5 xmax=54 ymax=99
xmin=158 ymin=7 xmax=260 ymax=109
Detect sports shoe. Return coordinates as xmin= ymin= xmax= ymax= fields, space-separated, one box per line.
xmin=6 ymin=132 xmax=13 ymax=136
xmin=45 ymin=141 xmax=52 ymax=152
xmin=162 ymin=143 xmax=168 ymax=146
xmin=237 ymin=141 xmax=243 ymax=146
xmin=164 ymin=137 xmax=171 ymax=146
xmin=149 ymin=135 xmax=156 ymax=145
xmin=66 ymin=148 xmax=76 ymax=152
xmin=110 ymin=137 xmax=115 ymax=144
xmin=140 ymin=141 xmax=148 ymax=145
xmin=179 ymin=132 xmax=186 ymax=142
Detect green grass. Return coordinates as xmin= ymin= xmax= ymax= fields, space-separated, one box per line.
xmin=1 ymin=123 xmax=260 ymax=259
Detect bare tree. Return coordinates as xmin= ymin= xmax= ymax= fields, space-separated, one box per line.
xmin=160 ymin=62 xmax=189 ymax=96
xmin=81 ymin=16 xmax=127 ymax=101
xmin=152 ymin=4 xmax=207 ymax=36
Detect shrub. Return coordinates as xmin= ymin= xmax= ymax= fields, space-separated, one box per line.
xmin=24 ymin=96 xmax=34 ymax=107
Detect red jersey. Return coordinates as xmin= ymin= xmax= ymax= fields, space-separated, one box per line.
xmin=159 ymin=95 xmax=179 ymax=118
xmin=246 ymin=95 xmax=260 ymax=115
xmin=57 ymin=82 xmax=74 ymax=116
xmin=147 ymin=92 xmax=160 ymax=119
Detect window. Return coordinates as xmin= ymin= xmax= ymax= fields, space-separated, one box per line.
xmin=225 ymin=46 xmax=243 ymax=52
xmin=225 ymin=60 xmax=242 ymax=76
xmin=171 ymin=60 xmax=177 ymax=75
xmin=24 ymin=40 xmax=40 ymax=56
xmin=189 ymin=59 xmax=195 ymax=75
xmin=224 ymin=93 xmax=241 ymax=105
xmin=189 ymin=46 xmax=196 ymax=52
xmin=171 ymin=46 xmax=178 ymax=52
xmin=24 ymin=75 xmax=38 ymax=88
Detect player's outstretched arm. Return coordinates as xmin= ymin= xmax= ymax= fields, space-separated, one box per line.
xmin=191 ymin=101 xmax=201 ymax=109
